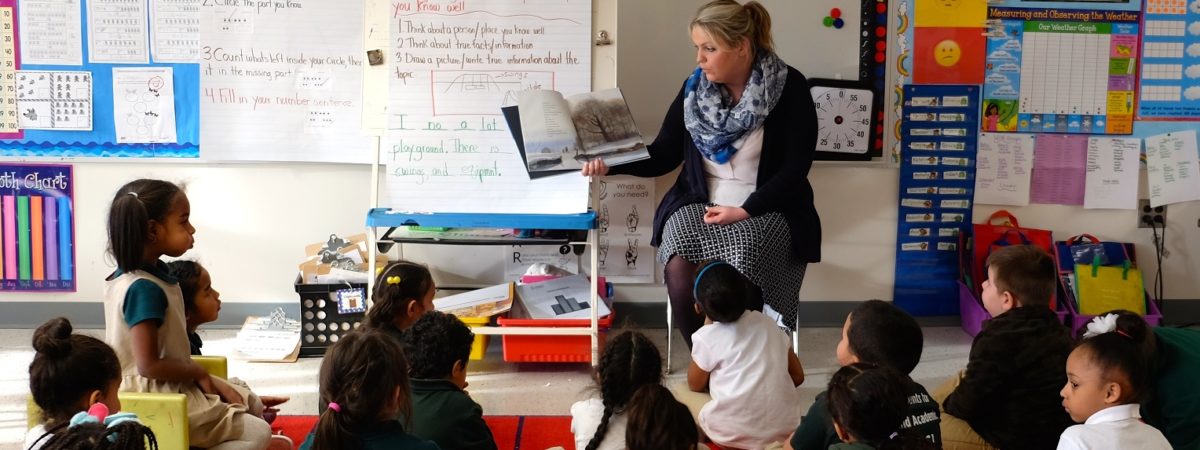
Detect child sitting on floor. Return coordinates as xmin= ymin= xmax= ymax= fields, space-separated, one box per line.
xmin=688 ymin=260 xmax=805 ymax=449
xmin=300 ymin=329 xmax=439 ymax=450
xmin=787 ymin=300 xmax=940 ymax=449
xmin=401 ymin=311 xmax=497 ymax=450
xmin=167 ymin=259 xmax=289 ymax=424
xmin=570 ymin=330 xmax=664 ymax=450
xmin=363 ymin=261 xmax=437 ymax=340
xmin=827 ymin=363 xmax=939 ymax=450
xmin=1056 ymin=313 xmax=1171 ymax=449
xmin=624 ymin=384 xmax=702 ymax=450
xmin=936 ymin=244 xmax=1074 ymax=450
xmin=27 ymin=317 xmax=154 ymax=450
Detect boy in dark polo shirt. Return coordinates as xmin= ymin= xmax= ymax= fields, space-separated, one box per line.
xmin=788 ymin=300 xmax=941 ymax=450
xmin=401 ymin=311 xmax=497 ymax=450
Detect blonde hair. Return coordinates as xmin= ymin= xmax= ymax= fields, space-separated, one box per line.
xmin=691 ymin=0 xmax=774 ymax=55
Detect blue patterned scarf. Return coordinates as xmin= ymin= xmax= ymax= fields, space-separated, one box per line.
xmin=683 ymin=51 xmax=787 ymax=164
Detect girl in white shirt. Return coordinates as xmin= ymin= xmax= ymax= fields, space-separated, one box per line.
xmin=570 ymin=331 xmax=664 ymax=450
xmin=1057 ymin=313 xmax=1172 ymax=450
xmin=687 ymin=260 xmax=805 ymax=449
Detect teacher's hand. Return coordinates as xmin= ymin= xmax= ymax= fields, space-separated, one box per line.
xmin=581 ymin=159 xmax=609 ymax=177
xmin=703 ymin=206 xmax=749 ymax=225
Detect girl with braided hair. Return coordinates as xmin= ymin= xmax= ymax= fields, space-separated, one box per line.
xmin=40 ymin=404 xmax=158 ymax=450
xmin=569 ymin=331 xmax=664 ymax=450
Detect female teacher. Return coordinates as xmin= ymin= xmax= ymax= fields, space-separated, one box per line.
xmin=583 ymin=0 xmax=821 ymax=347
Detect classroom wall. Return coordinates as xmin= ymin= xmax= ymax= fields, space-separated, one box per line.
xmin=0 ymin=0 xmax=619 ymax=309
xmin=2 ymin=163 xmax=372 ymax=305
xmin=613 ymin=0 xmax=1200 ymax=307
xmin=3 ymin=0 xmax=1197 ymax=315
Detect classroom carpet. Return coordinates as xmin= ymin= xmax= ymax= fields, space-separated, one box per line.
xmin=273 ymin=415 xmax=574 ymax=450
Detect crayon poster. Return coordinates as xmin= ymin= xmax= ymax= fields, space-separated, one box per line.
xmin=0 ymin=163 xmax=74 ymax=292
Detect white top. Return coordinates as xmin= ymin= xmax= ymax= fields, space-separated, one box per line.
xmin=25 ymin=424 xmax=50 ymax=450
xmin=570 ymin=397 xmax=629 ymax=450
xmin=1056 ymin=404 xmax=1171 ymax=450
xmin=692 ymin=310 xmax=801 ymax=449
xmin=703 ymin=126 xmax=763 ymax=207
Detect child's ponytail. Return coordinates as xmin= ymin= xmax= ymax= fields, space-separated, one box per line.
xmin=585 ymin=331 xmax=663 ymax=450
xmin=365 ymin=261 xmax=434 ymax=333
xmin=1078 ymin=310 xmax=1156 ymax=403
xmin=29 ymin=317 xmax=121 ymax=425
xmin=312 ymin=404 xmax=361 ymax=450
xmin=107 ymin=179 xmax=183 ymax=270
xmin=311 ymin=329 xmax=413 ymax=450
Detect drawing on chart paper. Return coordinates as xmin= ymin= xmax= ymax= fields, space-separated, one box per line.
xmin=625 ymin=238 xmax=638 ymax=270
xmin=432 ymin=70 xmax=555 ymax=116
xmin=112 ymin=67 xmax=178 ymax=144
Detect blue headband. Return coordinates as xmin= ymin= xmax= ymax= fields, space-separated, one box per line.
xmin=693 ymin=261 xmax=733 ymax=300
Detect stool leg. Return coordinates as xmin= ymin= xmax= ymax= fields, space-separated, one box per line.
xmin=666 ymin=293 xmax=673 ymax=374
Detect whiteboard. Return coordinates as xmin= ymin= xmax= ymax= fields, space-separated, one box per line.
xmin=617 ymin=0 xmax=863 ymax=136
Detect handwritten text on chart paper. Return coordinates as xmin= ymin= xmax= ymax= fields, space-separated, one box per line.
xmin=384 ymin=0 xmax=592 ymax=214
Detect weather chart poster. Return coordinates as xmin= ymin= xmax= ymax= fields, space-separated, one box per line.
xmin=0 ymin=163 xmax=75 ymax=292
xmin=983 ymin=8 xmax=1141 ymax=134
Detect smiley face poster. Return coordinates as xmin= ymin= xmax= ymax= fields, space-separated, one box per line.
xmin=914 ymin=27 xmax=986 ymax=84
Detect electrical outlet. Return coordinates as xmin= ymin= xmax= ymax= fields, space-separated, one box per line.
xmin=1138 ymin=199 xmax=1167 ymax=228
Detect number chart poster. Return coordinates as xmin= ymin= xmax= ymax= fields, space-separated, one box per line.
xmin=0 ymin=163 xmax=74 ymax=292
xmin=0 ymin=0 xmax=199 ymax=158
xmin=983 ymin=8 xmax=1140 ymax=135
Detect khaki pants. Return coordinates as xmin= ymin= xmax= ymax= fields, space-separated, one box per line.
xmin=932 ymin=371 xmax=997 ymax=450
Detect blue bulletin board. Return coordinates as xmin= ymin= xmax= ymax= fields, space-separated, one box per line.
xmin=894 ymin=84 xmax=980 ymax=316
xmin=1137 ymin=0 xmax=1200 ymax=120
xmin=0 ymin=0 xmax=198 ymax=158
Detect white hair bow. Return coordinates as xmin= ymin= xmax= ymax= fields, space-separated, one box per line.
xmin=1083 ymin=313 xmax=1119 ymax=338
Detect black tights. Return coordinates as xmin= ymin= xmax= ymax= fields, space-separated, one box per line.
xmin=665 ymin=256 xmax=703 ymax=348
xmin=666 ymin=256 xmax=768 ymax=349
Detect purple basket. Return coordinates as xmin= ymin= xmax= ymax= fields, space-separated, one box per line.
xmin=958 ymin=280 xmax=1069 ymax=337
xmin=1062 ymin=292 xmax=1162 ymax=337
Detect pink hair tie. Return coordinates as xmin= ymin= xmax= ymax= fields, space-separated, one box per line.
xmin=1116 ymin=329 xmax=1132 ymax=339
xmin=327 ymin=402 xmax=341 ymax=412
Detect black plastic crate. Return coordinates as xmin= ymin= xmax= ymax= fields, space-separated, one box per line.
xmin=294 ymin=276 xmax=366 ymax=356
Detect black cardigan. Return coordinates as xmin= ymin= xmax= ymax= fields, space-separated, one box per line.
xmin=943 ymin=306 xmax=1075 ymax=450
xmin=609 ymin=67 xmax=821 ymax=263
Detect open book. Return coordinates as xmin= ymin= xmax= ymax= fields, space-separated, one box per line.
xmin=513 ymin=88 xmax=649 ymax=175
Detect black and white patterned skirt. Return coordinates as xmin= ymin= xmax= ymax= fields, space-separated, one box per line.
xmin=657 ymin=203 xmax=808 ymax=330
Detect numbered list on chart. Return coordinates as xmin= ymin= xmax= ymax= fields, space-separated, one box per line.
xmin=199 ymin=0 xmax=371 ymax=162
xmin=386 ymin=0 xmax=591 ymax=214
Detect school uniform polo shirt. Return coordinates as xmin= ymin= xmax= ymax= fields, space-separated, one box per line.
xmin=1057 ymin=404 xmax=1171 ymax=450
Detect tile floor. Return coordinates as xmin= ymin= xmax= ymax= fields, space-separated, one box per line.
xmin=0 ymin=325 xmax=975 ymax=449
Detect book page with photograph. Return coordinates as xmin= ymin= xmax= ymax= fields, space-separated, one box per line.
xmin=517 ymin=88 xmax=648 ymax=173
xmin=518 ymin=90 xmax=582 ymax=172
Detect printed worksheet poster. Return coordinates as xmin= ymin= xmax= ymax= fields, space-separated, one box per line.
xmin=87 ymin=0 xmax=149 ymax=64
xmin=1083 ymin=137 xmax=1140 ymax=209
xmin=1144 ymin=131 xmax=1200 ymax=206
xmin=150 ymin=0 xmax=199 ymax=63
xmin=15 ymin=71 xmax=92 ymax=130
xmin=17 ymin=0 xmax=82 ymax=66
xmin=112 ymin=67 xmax=176 ymax=143
xmin=975 ymin=133 xmax=1033 ymax=206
